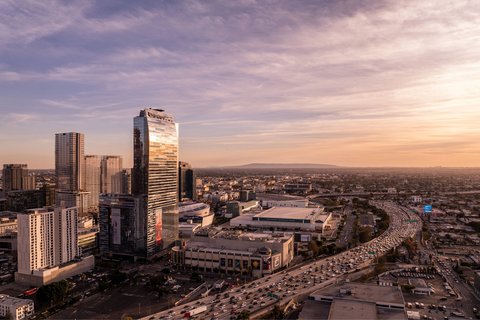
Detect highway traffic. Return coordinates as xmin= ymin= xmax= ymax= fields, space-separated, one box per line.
xmin=141 ymin=201 xmax=421 ymax=320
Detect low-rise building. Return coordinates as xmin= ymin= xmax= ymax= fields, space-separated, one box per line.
xmin=0 ymin=294 xmax=34 ymax=320
xmin=230 ymin=206 xmax=332 ymax=236
xmin=474 ymin=270 xmax=480 ymax=296
xmin=172 ymin=229 xmax=294 ymax=278
xmin=300 ymin=283 xmax=406 ymax=320
xmin=178 ymin=202 xmax=213 ymax=227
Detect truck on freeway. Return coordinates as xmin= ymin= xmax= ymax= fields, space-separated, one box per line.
xmin=183 ymin=305 xmax=207 ymax=318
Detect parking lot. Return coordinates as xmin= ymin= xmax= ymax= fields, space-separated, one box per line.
xmin=401 ymin=274 xmax=467 ymax=320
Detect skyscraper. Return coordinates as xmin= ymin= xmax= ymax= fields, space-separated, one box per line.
xmin=55 ymin=133 xmax=89 ymax=216
xmin=133 ymin=108 xmax=179 ymax=257
xmin=101 ymin=155 xmax=123 ymax=194
xmin=178 ymin=161 xmax=196 ymax=201
xmin=2 ymin=164 xmax=28 ymax=191
xmin=55 ymin=132 xmax=85 ymax=192
xmin=120 ymin=169 xmax=132 ymax=194
xmin=84 ymin=155 xmax=101 ymax=211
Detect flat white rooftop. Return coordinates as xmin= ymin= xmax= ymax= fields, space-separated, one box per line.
xmin=254 ymin=207 xmax=326 ymax=222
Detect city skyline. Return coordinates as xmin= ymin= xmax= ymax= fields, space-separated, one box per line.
xmin=1 ymin=1 xmax=480 ymax=168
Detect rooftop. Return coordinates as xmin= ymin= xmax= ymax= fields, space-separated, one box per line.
xmin=255 ymin=193 xmax=306 ymax=201
xmin=254 ymin=206 xmax=326 ymax=221
xmin=329 ymin=299 xmax=377 ymax=320
xmin=0 ymin=294 xmax=32 ymax=307
xmin=312 ymin=283 xmax=405 ymax=306
xmin=210 ymin=229 xmax=290 ymax=243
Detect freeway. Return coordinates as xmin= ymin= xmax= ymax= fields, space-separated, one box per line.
xmin=140 ymin=201 xmax=421 ymax=320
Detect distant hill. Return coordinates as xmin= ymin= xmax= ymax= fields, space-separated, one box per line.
xmin=230 ymin=163 xmax=340 ymax=169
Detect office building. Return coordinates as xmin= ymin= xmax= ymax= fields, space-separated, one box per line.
xmin=15 ymin=207 xmax=93 ymax=286
xmin=6 ymin=190 xmax=45 ymax=212
xmin=0 ymin=294 xmax=34 ymax=320
xmin=121 ymin=169 xmax=131 ymax=194
xmin=2 ymin=164 xmax=30 ymax=192
xmin=55 ymin=132 xmax=88 ymax=215
xmin=178 ymin=161 xmax=195 ymax=201
xmin=101 ymin=155 xmax=123 ymax=194
xmin=84 ymin=155 xmax=101 ymax=211
xmin=133 ymin=108 xmax=179 ymax=257
xmin=55 ymin=132 xmax=85 ymax=192
xmin=55 ymin=191 xmax=89 ymax=217
xmin=99 ymin=194 xmax=143 ymax=258
xmin=172 ymin=229 xmax=294 ymax=278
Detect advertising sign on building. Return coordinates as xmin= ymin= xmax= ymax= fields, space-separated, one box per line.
xmin=300 ymin=234 xmax=311 ymax=242
xmin=111 ymin=208 xmax=121 ymax=245
xmin=272 ymin=255 xmax=280 ymax=268
xmin=155 ymin=208 xmax=162 ymax=245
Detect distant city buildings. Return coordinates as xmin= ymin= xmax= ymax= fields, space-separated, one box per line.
xmin=133 ymin=108 xmax=179 ymax=257
xmin=2 ymin=164 xmax=34 ymax=192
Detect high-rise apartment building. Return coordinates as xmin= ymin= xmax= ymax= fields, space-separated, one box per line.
xmin=133 ymin=108 xmax=179 ymax=257
xmin=2 ymin=164 xmax=29 ymax=191
xmin=101 ymin=155 xmax=123 ymax=194
xmin=178 ymin=161 xmax=196 ymax=201
xmin=84 ymin=155 xmax=101 ymax=211
xmin=16 ymin=207 xmax=78 ymax=275
xmin=55 ymin=133 xmax=85 ymax=192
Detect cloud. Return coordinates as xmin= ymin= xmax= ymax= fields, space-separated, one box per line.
xmin=1 ymin=0 xmax=480 ymax=167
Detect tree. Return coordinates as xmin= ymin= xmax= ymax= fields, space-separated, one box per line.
xmin=35 ymin=280 xmax=69 ymax=309
xmin=271 ymin=305 xmax=284 ymax=320
xmin=359 ymin=226 xmax=372 ymax=243
xmin=236 ymin=310 xmax=250 ymax=320
xmin=308 ymin=240 xmax=320 ymax=257
xmin=150 ymin=274 xmax=167 ymax=288
xmin=190 ymin=272 xmax=202 ymax=282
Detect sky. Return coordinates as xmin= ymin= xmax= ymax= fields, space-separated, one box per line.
xmin=1 ymin=0 xmax=480 ymax=169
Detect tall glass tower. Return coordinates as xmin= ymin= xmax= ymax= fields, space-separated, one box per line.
xmin=133 ymin=108 xmax=179 ymax=257
xmin=55 ymin=132 xmax=85 ymax=192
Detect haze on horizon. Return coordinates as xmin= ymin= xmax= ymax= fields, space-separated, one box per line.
xmin=1 ymin=0 xmax=479 ymax=169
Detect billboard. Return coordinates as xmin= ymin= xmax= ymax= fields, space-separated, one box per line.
xmin=300 ymin=234 xmax=311 ymax=242
xmin=111 ymin=208 xmax=121 ymax=245
xmin=155 ymin=208 xmax=162 ymax=245
xmin=272 ymin=255 xmax=280 ymax=269
xmin=262 ymin=256 xmax=271 ymax=270
xmin=423 ymin=205 xmax=432 ymax=213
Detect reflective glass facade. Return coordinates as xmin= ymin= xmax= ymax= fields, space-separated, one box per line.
xmin=55 ymin=132 xmax=85 ymax=192
xmin=133 ymin=108 xmax=179 ymax=257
